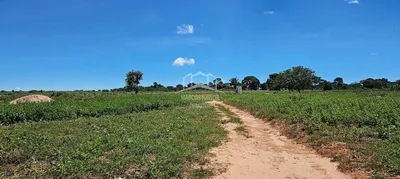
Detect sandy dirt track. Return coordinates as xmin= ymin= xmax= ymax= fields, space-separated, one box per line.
xmin=206 ymin=101 xmax=349 ymax=179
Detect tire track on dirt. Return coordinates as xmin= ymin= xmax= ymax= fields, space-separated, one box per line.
xmin=206 ymin=100 xmax=349 ymax=179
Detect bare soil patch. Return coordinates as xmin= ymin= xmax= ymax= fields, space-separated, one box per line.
xmin=10 ymin=95 xmax=53 ymax=104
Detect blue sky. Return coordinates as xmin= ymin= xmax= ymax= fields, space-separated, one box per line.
xmin=1 ymin=0 xmax=399 ymax=91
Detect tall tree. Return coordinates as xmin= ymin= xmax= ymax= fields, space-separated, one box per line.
xmin=242 ymin=76 xmax=260 ymax=90
xmin=125 ymin=70 xmax=143 ymax=93
xmin=229 ymin=77 xmax=239 ymax=89
xmin=153 ymin=82 xmax=158 ymax=88
xmin=280 ymin=66 xmax=319 ymax=92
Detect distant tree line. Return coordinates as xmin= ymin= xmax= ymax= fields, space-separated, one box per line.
xmin=4 ymin=67 xmax=398 ymax=93
xmin=119 ymin=67 xmax=399 ymax=93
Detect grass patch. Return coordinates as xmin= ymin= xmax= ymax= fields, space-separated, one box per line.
xmin=234 ymin=126 xmax=247 ymax=132
xmin=0 ymin=106 xmax=226 ymax=178
xmin=215 ymin=104 xmax=243 ymax=124
xmin=190 ymin=168 xmax=214 ymax=178
xmin=216 ymin=104 xmax=250 ymax=138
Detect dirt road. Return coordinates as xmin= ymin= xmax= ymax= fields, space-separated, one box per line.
xmin=206 ymin=101 xmax=349 ymax=179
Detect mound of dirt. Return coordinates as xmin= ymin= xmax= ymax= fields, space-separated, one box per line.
xmin=10 ymin=95 xmax=54 ymax=105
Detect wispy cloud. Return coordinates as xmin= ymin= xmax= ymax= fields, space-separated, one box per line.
xmin=370 ymin=52 xmax=378 ymax=56
xmin=176 ymin=24 xmax=194 ymax=35
xmin=263 ymin=11 xmax=275 ymax=15
xmin=15 ymin=87 xmax=21 ymax=91
xmin=346 ymin=0 xmax=359 ymax=4
xmin=172 ymin=57 xmax=195 ymax=67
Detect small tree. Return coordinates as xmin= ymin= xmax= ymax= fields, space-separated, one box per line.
xmin=125 ymin=70 xmax=143 ymax=94
xmin=229 ymin=77 xmax=239 ymax=89
xmin=166 ymin=86 xmax=175 ymax=91
xmin=333 ymin=77 xmax=344 ymax=89
xmin=213 ymin=78 xmax=224 ymax=89
xmin=176 ymin=84 xmax=184 ymax=91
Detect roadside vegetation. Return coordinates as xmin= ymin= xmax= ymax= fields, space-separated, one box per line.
xmin=222 ymin=90 xmax=400 ymax=177
xmin=215 ymin=104 xmax=250 ymax=138
xmin=0 ymin=105 xmax=226 ymax=178
xmin=215 ymin=104 xmax=242 ymax=125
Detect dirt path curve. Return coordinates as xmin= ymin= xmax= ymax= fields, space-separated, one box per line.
xmin=206 ymin=101 xmax=349 ymax=179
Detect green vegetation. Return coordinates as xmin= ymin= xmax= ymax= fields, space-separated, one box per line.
xmin=125 ymin=70 xmax=143 ymax=93
xmin=215 ymin=104 xmax=250 ymax=138
xmin=215 ymin=104 xmax=242 ymax=124
xmin=1 ymin=64 xmax=400 ymax=178
xmin=0 ymin=92 xmax=195 ymax=125
xmin=233 ymin=126 xmax=247 ymax=133
xmin=0 ymin=105 xmax=226 ymax=178
xmin=222 ymin=91 xmax=400 ymax=176
xmin=242 ymin=76 xmax=260 ymax=90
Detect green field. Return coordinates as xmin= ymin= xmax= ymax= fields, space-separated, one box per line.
xmin=1 ymin=90 xmax=400 ymax=178
xmin=0 ymin=92 xmax=226 ymax=178
xmin=0 ymin=92 xmax=196 ymax=125
xmin=221 ymin=90 xmax=400 ymax=176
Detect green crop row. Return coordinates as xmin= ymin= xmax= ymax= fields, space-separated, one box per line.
xmin=0 ymin=93 xmax=196 ymax=125
xmin=0 ymin=105 xmax=226 ymax=178
xmin=221 ymin=90 xmax=400 ymax=176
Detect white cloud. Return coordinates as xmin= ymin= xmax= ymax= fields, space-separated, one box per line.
xmin=172 ymin=57 xmax=195 ymax=67
xmin=176 ymin=24 xmax=194 ymax=35
xmin=346 ymin=0 xmax=359 ymax=4
xmin=263 ymin=11 xmax=274 ymax=15
xmin=15 ymin=87 xmax=21 ymax=91
xmin=370 ymin=52 xmax=378 ymax=56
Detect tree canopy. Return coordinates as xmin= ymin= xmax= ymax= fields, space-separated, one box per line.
xmin=120 ymin=67 xmax=400 ymax=92
xmin=266 ymin=66 xmax=319 ymax=92
xmin=125 ymin=70 xmax=143 ymax=93
xmin=242 ymin=76 xmax=260 ymax=90
xmin=229 ymin=78 xmax=239 ymax=88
